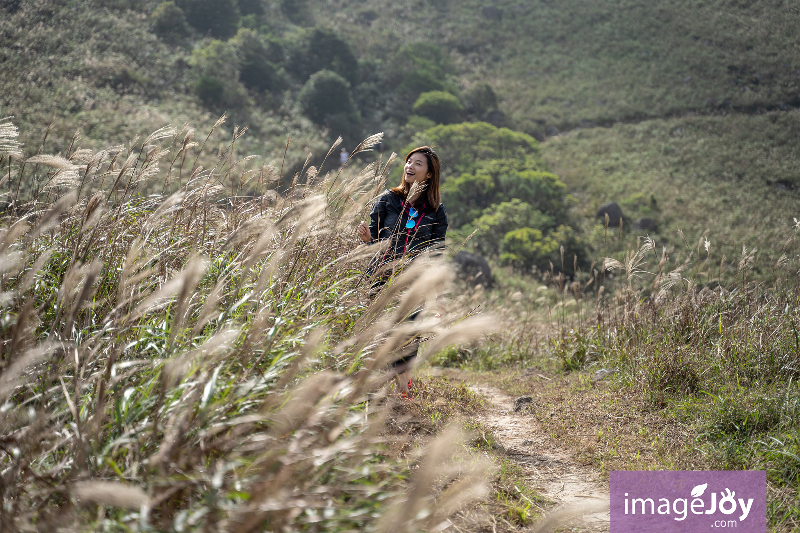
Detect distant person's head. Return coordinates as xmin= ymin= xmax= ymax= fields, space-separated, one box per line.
xmin=391 ymin=146 xmax=441 ymax=208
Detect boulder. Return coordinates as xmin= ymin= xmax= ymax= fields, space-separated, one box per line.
xmin=545 ymin=125 xmax=560 ymax=136
xmin=481 ymin=6 xmax=502 ymax=20
xmin=452 ymin=251 xmax=492 ymax=287
xmin=634 ymin=217 xmax=656 ymax=230
xmin=596 ymin=202 xmax=624 ymax=228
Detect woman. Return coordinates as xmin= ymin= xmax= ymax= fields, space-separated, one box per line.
xmin=357 ymin=146 xmax=448 ymax=399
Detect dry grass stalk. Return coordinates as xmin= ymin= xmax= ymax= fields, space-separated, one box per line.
xmin=0 ymin=124 xmax=498 ymax=531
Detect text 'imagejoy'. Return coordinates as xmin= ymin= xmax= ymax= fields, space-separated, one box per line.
xmin=611 ymin=471 xmax=766 ymax=533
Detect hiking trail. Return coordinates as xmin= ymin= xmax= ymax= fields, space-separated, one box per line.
xmin=472 ymin=385 xmax=611 ymax=532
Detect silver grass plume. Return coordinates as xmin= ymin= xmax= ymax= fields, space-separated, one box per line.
xmin=0 ymin=117 xmax=23 ymax=158
xmin=351 ymin=132 xmax=384 ymax=157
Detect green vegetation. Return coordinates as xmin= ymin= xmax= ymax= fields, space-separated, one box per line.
xmin=412 ymin=91 xmax=464 ymax=125
xmin=4 ymin=0 xmax=800 ymax=529
xmin=409 ymin=122 xmax=586 ymax=273
xmin=298 ymin=69 xmax=360 ymax=140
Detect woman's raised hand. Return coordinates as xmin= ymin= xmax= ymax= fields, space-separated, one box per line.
xmin=357 ymin=220 xmax=373 ymax=243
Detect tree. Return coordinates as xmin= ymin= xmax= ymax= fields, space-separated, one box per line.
xmin=150 ymin=2 xmax=191 ymax=44
xmin=233 ymin=29 xmax=286 ymax=94
xmin=298 ymin=70 xmax=360 ymax=138
xmin=500 ymin=228 xmax=560 ymax=269
xmin=176 ymin=0 xmax=240 ymax=39
xmin=412 ymin=91 xmax=464 ymax=125
xmin=465 ymin=83 xmax=498 ymax=119
xmin=288 ymin=28 xmax=358 ymax=85
xmin=190 ymin=39 xmax=246 ymax=109
xmin=281 ymin=0 xmax=310 ymax=25
xmin=465 ymin=200 xmax=555 ymax=258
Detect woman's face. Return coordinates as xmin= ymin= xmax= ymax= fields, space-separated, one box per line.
xmin=404 ymin=152 xmax=431 ymax=184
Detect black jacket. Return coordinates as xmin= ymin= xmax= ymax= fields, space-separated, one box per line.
xmin=368 ymin=190 xmax=448 ymax=269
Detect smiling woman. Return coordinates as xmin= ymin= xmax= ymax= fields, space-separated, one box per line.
xmin=356 ymin=146 xmax=448 ymax=398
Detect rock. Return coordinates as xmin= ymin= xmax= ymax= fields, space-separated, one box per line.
xmin=592 ymin=368 xmax=617 ymax=382
xmin=486 ymin=109 xmax=505 ymax=127
xmin=596 ymin=202 xmax=624 ymax=228
xmin=513 ymin=396 xmax=533 ymax=412
xmin=545 ymin=125 xmax=560 ymax=136
xmin=634 ymin=217 xmax=657 ymax=230
xmin=452 ymin=251 xmax=492 ymax=287
xmin=481 ymin=6 xmax=502 ymax=20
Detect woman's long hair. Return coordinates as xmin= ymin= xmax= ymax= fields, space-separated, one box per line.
xmin=390 ymin=146 xmax=442 ymax=209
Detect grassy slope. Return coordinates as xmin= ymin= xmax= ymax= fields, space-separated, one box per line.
xmin=320 ymin=0 xmax=800 ymax=129
xmin=4 ymin=0 xmax=800 ymax=250
xmin=0 ymin=1 xmax=327 ymax=197
xmin=316 ymin=0 xmax=800 ymax=266
xmin=544 ymin=111 xmax=800 ymax=274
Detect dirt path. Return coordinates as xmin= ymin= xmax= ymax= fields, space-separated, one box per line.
xmin=472 ymin=386 xmax=610 ymax=532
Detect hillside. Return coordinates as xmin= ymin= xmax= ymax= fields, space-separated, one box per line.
xmin=2 ymin=1 xmax=800 ymax=530
xmin=3 ymin=0 xmax=800 ymax=269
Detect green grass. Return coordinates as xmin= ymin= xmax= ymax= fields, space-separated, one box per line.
xmin=541 ymin=110 xmax=800 ymax=278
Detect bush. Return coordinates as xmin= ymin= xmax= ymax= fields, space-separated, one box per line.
xmin=176 ymin=0 xmax=240 ymax=39
xmin=407 ymin=122 xmax=543 ymax=177
xmin=500 ymin=227 xmax=560 ymax=270
xmin=298 ymin=69 xmax=360 ymax=137
xmin=407 ymin=122 xmax=587 ymax=273
xmin=412 ymin=91 xmax=464 ymax=125
xmin=190 ymin=39 xmax=246 ymax=108
xmin=465 ymin=199 xmax=554 ymax=258
xmin=465 ymin=83 xmax=498 ymax=119
xmin=288 ymin=28 xmax=359 ymax=85
xmin=195 ymin=74 xmax=225 ymax=106
xmin=233 ymin=29 xmax=286 ymax=94
xmin=150 ymin=1 xmax=191 ymax=44
xmin=281 ymin=0 xmax=310 ymax=25
xmin=397 ymin=68 xmax=447 ymax=99
xmin=237 ymin=0 xmax=265 ymax=18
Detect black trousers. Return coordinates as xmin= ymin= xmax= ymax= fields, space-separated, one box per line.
xmin=388 ymin=308 xmax=423 ymax=372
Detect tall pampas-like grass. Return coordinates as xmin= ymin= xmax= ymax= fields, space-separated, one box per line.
xmin=0 ymin=122 xmax=496 ymax=532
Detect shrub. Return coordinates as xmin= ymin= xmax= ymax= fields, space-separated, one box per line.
xmin=176 ymin=0 xmax=240 ymax=39
xmin=440 ymin=173 xmax=495 ymax=227
xmin=281 ymin=0 xmax=310 ymax=25
xmin=500 ymin=228 xmax=559 ymax=269
xmin=298 ymin=69 xmax=360 ymax=137
xmin=407 ymin=122 xmax=542 ymax=177
xmin=465 ymin=82 xmax=498 ymax=119
xmin=195 ymin=74 xmax=225 ymax=106
xmin=412 ymin=91 xmax=464 ymax=125
xmin=237 ymin=0 xmax=265 ymax=19
xmin=233 ymin=29 xmax=286 ymax=94
xmin=150 ymin=1 xmax=191 ymax=43
xmin=398 ymin=68 xmax=447 ymax=100
xmin=190 ymin=39 xmax=246 ymax=108
xmin=288 ymin=28 xmax=359 ymax=85
xmin=465 ymin=199 xmax=554 ymax=257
